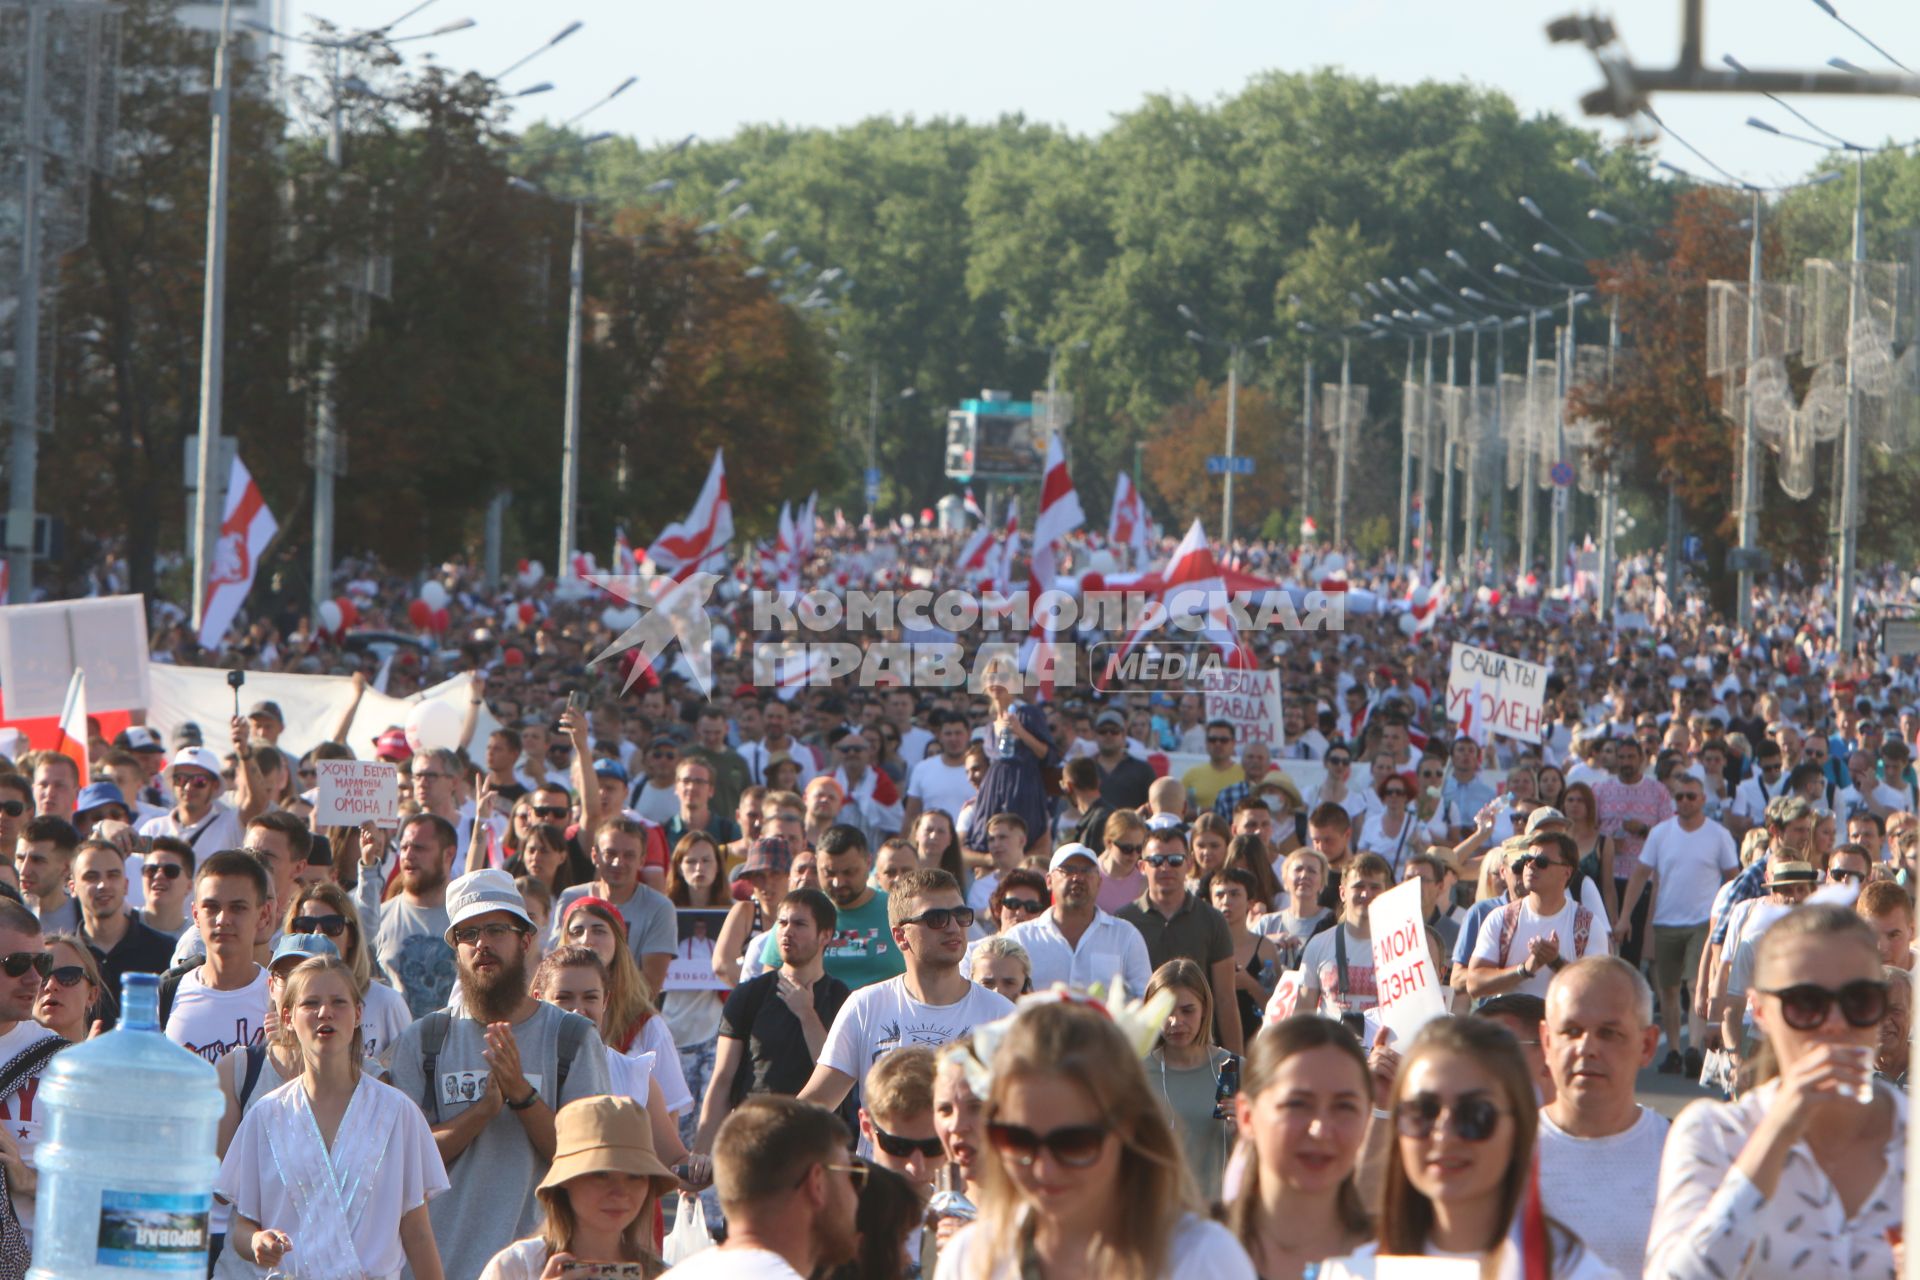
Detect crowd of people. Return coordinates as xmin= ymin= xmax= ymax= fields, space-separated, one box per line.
xmin=0 ymin=529 xmax=1915 ymax=1278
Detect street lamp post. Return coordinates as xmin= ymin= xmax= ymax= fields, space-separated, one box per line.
xmin=190 ymin=0 xmax=235 ymax=626
xmin=557 ymin=200 xmax=583 ymax=582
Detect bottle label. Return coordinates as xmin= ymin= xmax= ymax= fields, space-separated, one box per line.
xmin=96 ymin=1189 xmax=211 ymax=1272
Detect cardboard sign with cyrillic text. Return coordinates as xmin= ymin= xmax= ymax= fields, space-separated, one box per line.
xmin=1202 ymin=665 xmax=1284 ymax=750
xmin=1367 ymin=878 xmax=1448 ymax=1046
xmin=1446 ymin=642 xmax=1547 ymax=744
xmin=315 ymin=760 xmax=399 ymax=828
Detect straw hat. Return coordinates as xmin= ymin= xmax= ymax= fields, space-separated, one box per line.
xmin=538 ymin=1096 xmax=677 ymax=1194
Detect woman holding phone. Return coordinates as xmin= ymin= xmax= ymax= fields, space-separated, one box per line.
xmin=478 ymin=1096 xmax=679 ymax=1280
xmin=1647 ymin=904 xmax=1903 ymax=1279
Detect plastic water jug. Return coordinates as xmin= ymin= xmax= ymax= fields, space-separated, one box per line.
xmin=28 ymin=973 xmax=222 ymax=1278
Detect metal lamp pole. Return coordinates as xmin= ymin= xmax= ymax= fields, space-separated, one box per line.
xmin=189 ymin=0 xmax=235 ymax=625
xmin=557 ymin=201 xmax=584 ymax=582
xmin=1736 ymin=188 xmax=1762 ymax=633
xmin=1836 ymin=148 xmax=1866 ymax=655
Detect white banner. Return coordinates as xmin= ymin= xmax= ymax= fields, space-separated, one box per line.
xmin=146 ymin=667 xmax=499 ymax=762
xmin=1367 ymin=879 xmax=1449 ymax=1046
xmin=315 ymin=760 xmax=399 ymax=827
xmin=1446 ymin=642 xmax=1547 ymax=744
xmin=0 ymin=595 xmax=151 ymax=717
xmin=1202 ymin=667 xmax=1284 ymax=752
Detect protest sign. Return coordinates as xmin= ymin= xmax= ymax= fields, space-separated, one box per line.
xmin=663 ymin=909 xmax=730 ymax=992
xmin=1202 ymin=665 xmax=1284 ymax=750
xmin=1446 ymin=642 xmax=1547 ymax=744
xmin=1262 ymin=970 xmax=1305 ymax=1023
xmin=1367 ymin=879 xmax=1448 ymax=1046
xmin=0 ymin=595 xmax=151 ymax=718
xmin=315 ymin=760 xmax=399 ymax=827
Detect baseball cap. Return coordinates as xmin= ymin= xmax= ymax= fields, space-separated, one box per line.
xmin=173 ymin=723 xmax=204 ymax=748
xmin=373 ymin=728 xmax=411 ymax=763
xmin=165 ymin=747 xmax=224 ymax=785
xmin=270 ymin=932 xmax=340 ymax=974
xmin=1094 ymin=709 xmax=1126 ymax=731
xmin=118 ymin=727 xmax=165 ymax=754
xmin=74 ymin=781 xmax=129 ymax=817
xmin=647 ymin=735 xmax=679 ymax=753
xmin=246 ymin=701 xmax=285 ymax=726
xmin=442 ymin=869 xmax=536 ymax=945
xmin=1524 ymin=807 xmax=1568 ymax=833
xmin=1047 ymin=842 xmax=1100 ymax=873
xmin=591 ymin=758 xmax=629 ymax=784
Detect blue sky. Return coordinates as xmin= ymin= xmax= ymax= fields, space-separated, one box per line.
xmin=295 ymin=0 xmax=1920 ymax=184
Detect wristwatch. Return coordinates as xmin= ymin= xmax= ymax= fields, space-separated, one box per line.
xmin=506 ymin=1085 xmax=539 ymax=1111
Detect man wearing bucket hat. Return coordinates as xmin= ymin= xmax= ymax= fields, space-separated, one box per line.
xmin=479 ymin=1095 xmax=682 ymax=1278
xmin=135 ymin=745 xmax=246 ymax=857
xmin=390 ymin=869 xmax=611 ymax=1280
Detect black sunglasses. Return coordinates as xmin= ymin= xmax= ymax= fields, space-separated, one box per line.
xmin=1762 ymin=980 xmax=1889 ymax=1030
xmin=0 ymin=953 xmax=52 ymax=981
xmin=1515 ymin=854 xmax=1568 ymax=873
xmin=41 ymin=966 xmax=86 ymax=989
xmin=141 ymin=863 xmax=184 ymax=881
xmin=1828 ymin=868 xmax=1866 ymax=885
xmin=1143 ymin=853 xmax=1188 ymax=869
xmin=292 ymin=915 xmax=351 ymax=939
xmin=1326 ymin=757 xmax=1352 ymax=767
xmin=871 ymin=1124 xmax=946 ymax=1159
xmin=999 ymin=897 xmax=1045 ymax=916
xmin=1394 ymin=1092 xmax=1508 ymax=1142
xmin=1112 ymin=842 xmax=1143 ymax=858
xmin=898 ymin=907 xmax=975 ymax=931
xmin=0 ymin=801 xmax=23 ymax=819
xmin=985 ymin=1121 xmax=1110 ymax=1168
xmin=531 ymin=805 xmax=569 ymax=820
xmin=1206 ymin=735 xmax=1234 ymax=745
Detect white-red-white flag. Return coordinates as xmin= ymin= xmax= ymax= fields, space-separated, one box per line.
xmin=1107 ymin=472 xmax=1149 ymax=566
xmin=963 ymin=487 xmax=984 ymax=522
xmin=54 ymin=668 xmax=88 ymax=777
xmin=1022 ymin=437 xmax=1085 ymax=699
xmin=613 ymin=527 xmax=638 ymax=576
xmin=647 ymin=449 xmax=734 ymax=579
xmin=198 ymin=455 xmax=278 ymax=651
xmin=798 ymin=492 xmax=818 ymax=558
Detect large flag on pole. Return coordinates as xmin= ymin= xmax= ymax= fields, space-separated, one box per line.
xmin=1021 ymin=435 xmax=1085 ymax=698
xmin=1107 ymin=472 xmax=1149 ymax=566
xmin=646 ymin=449 xmax=734 ymax=579
xmin=198 ymin=454 xmax=278 ymax=652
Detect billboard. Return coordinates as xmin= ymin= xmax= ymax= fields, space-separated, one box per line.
xmin=945 ymin=401 xmax=1043 ymax=481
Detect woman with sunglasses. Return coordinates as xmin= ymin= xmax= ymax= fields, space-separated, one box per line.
xmin=33 ymin=934 xmax=107 ymax=1041
xmin=1307 ymin=747 xmax=1373 ymax=826
xmin=1648 ymin=904 xmax=1903 ymax=1280
xmin=1143 ymin=959 xmax=1239 ymax=1205
xmin=1324 ymin=1016 xmax=1610 ymax=1279
xmin=281 ymin=882 xmax=412 ymax=1066
xmin=1226 ymin=1017 xmax=1373 ymax=1280
xmin=933 ymin=1000 xmax=1255 ymax=1280
xmin=1354 ymin=774 xmax=1426 ymax=878
xmin=218 ymin=956 xmax=449 ymax=1280
xmin=984 ymin=869 xmax=1049 ymax=939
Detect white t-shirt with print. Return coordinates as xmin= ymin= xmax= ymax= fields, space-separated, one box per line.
xmin=163 ymin=965 xmax=269 ymax=1063
xmin=1469 ymin=897 xmax=1613 ymax=998
xmin=819 ymin=976 xmax=1014 ymax=1083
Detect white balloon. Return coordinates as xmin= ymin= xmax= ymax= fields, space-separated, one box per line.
xmin=316 ymin=600 xmax=343 ymax=633
xmin=405 ymin=699 xmax=462 ymax=754
xmin=1397 ymin=612 xmax=1419 ymax=637
xmin=420 ymin=580 xmax=451 ymax=611
xmin=601 ymin=605 xmax=641 ymax=631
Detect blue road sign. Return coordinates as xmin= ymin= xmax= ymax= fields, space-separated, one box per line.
xmin=1206 ymin=455 xmax=1255 ymax=476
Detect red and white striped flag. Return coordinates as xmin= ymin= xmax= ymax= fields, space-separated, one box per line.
xmin=1022 ymin=436 xmax=1086 ymax=699
xmin=612 ymin=527 xmax=637 ymax=575
xmin=963 ymin=487 xmax=984 ymax=522
xmin=54 ymin=668 xmax=88 ymax=776
xmin=1107 ymin=472 xmax=1149 ymax=566
xmin=647 ymin=449 xmax=734 ymax=580
xmin=198 ymin=454 xmax=278 ymax=651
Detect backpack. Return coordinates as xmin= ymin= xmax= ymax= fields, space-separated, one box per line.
xmin=1494 ymin=899 xmax=1593 ymax=968
xmin=414 ymin=1008 xmax=593 ymax=1123
xmin=155 ymin=960 xmax=199 ymax=1029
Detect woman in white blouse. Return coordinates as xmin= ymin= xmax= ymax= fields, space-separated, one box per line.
xmin=1647 ymin=903 xmax=1903 ymax=1280
xmin=1354 ymin=774 xmax=1426 ymax=877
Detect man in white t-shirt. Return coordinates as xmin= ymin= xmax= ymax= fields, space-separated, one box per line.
xmin=0 ymin=900 xmax=68 ymax=1249
xmin=900 ymin=713 xmax=975 ymax=831
xmin=1537 ymin=957 xmax=1669 ymax=1280
xmin=163 ymin=849 xmax=270 ymax=1063
xmin=670 ymin=1096 xmax=860 ymax=1280
xmin=1467 ymin=831 xmax=1613 ymax=1001
xmin=798 ymin=868 xmax=1014 ymax=1112
xmin=1298 ymin=853 xmax=1392 ymax=1023
xmin=135 ymin=746 xmax=248 ymax=862
xmin=1615 ymin=780 xmax=1738 ymax=1075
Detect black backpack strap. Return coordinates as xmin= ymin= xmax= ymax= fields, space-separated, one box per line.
xmin=417 ymin=1010 xmax=452 ymax=1124
xmin=237 ymin=1044 xmax=267 ymax=1112
xmin=156 ymin=964 xmax=191 ymax=1030
xmin=1333 ymin=926 xmax=1350 ymax=1005
xmin=0 ymin=1037 xmax=65 ymax=1106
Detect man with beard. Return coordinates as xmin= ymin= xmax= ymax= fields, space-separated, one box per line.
xmin=669 ymin=1097 xmax=860 ymax=1280
xmin=1003 ymin=842 xmax=1152 ymax=995
xmin=756 ymin=824 xmax=904 ymax=993
xmin=390 ymin=870 xmax=609 ymax=1280
xmin=357 ymin=813 xmax=459 ymax=1018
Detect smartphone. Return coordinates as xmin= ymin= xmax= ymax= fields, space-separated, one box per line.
xmin=567 ymin=689 xmax=589 ymax=715
xmin=559 ymin=1264 xmax=646 ymax=1280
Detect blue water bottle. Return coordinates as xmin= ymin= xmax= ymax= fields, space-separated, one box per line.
xmin=28 ymin=973 xmax=223 ymax=1278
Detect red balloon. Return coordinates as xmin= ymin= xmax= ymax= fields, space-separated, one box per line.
xmin=517 ymin=601 xmax=537 ymax=626
xmin=407 ymin=599 xmax=432 ymax=628
xmin=1488 ymin=589 xmax=1503 ymax=607
xmin=432 ymin=607 xmax=450 ymax=633
xmin=335 ymin=597 xmax=359 ymax=628
xmin=503 ymin=647 xmax=525 ymax=667
xmin=517 ymin=558 xmax=530 ymax=574
xmin=1080 ymin=572 xmax=1106 ymax=594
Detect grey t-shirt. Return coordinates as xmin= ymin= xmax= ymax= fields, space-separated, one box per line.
xmin=369 ymin=898 xmax=455 ymax=1020
xmin=551 ymin=882 xmax=678 ymax=965
xmin=388 ymin=1002 xmax=610 ymax=1280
